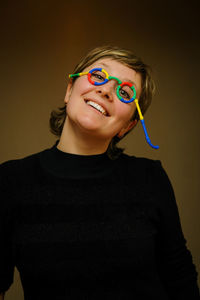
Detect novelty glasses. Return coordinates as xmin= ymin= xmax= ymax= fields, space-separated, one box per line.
xmin=69 ymin=68 xmax=159 ymax=149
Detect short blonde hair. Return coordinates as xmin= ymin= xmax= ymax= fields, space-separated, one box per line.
xmin=50 ymin=45 xmax=155 ymax=159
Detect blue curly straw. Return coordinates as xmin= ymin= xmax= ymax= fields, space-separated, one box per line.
xmin=135 ymin=99 xmax=159 ymax=149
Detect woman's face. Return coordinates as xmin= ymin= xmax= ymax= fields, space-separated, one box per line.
xmin=64 ymin=58 xmax=142 ymax=143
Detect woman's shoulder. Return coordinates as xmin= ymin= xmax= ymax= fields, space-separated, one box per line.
xmin=119 ymin=153 xmax=175 ymax=203
xmin=118 ymin=152 xmax=170 ymax=186
xmin=1 ymin=150 xmax=41 ymax=169
xmin=0 ymin=148 xmax=48 ymax=182
xmin=119 ymin=152 xmax=162 ymax=172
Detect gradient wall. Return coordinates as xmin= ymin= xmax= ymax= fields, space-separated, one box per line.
xmin=0 ymin=1 xmax=199 ymax=299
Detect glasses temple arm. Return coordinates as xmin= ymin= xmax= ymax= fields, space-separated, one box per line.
xmin=69 ymin=71 xmax=89 ymax=79
xmin=134 ymin=99 xmax=159 ymax=150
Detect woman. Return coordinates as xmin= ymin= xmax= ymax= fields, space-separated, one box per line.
xmin=0 ymin=46 xmax=199 ymax=300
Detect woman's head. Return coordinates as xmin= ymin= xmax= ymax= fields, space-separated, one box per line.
xmin=50 ymin=45 xmax=155 ymax=158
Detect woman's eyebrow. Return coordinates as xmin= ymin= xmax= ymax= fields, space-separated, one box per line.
xmin=123 ymin=78 xmax=136 ymax=85
xmin=99 ymin=62 xmax=109 ymax=69
xmin=97 ymin=62 xmax=137 ymax=87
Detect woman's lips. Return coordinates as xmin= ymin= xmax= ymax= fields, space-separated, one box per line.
xmin=84 ymin=99 xmax=109 ymax=116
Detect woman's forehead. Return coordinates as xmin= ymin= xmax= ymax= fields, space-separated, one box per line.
xmin=87 ymin=58 xmax=127 ymax=70
xmin=86 ymin=58 xmax=142 ymax=85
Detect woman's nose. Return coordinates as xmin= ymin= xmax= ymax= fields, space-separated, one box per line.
xmin=96 ymin=81 xmax=115 ymax=101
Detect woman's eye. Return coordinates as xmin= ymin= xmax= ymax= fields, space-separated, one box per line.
xmin=91 ymin=72 xmax=105 ymax=82
xmin=120 ymin=89 xmax=130 ymax=99
xmin=94 ymin=74 xmax=104 ymax=80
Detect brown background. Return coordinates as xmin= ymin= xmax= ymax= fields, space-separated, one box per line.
xmin=0 ymin=1 xmax=199 ymax=299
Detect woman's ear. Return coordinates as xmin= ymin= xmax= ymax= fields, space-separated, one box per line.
xmin=117 ymin=119 xmax=137 ymax=138
xmin=64 ymin=79 xmax=73 ymax=105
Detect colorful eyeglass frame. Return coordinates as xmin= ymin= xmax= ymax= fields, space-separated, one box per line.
xmin=69 ymin=68 xmax=159 ymax=149
xmin=70 ymin=68 xmax=136 ymax=104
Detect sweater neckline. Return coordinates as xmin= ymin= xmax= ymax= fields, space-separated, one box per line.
xmin=39 ymin=141 xmax=116 ymax=179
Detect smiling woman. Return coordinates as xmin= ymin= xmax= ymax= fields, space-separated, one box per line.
xmin=50 ymin=45 xmax=156 ymax=158
xmin=0 ymin=46 xmax=199 ymax=300
xmin=57 ymin=57 xmax=142 ymax=156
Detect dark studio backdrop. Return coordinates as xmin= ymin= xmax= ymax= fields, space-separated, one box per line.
xmin=0 ymin=1 xmax=199 ymax=299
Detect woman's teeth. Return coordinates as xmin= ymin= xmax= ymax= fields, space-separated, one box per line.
xmin=86 ymin=101 xmax=107 ymax=116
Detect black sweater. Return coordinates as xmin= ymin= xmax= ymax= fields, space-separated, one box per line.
xmin=0 ymin=143 xmax=199 ymax=300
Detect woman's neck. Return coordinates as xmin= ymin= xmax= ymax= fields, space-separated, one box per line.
xmin=57 ymin=119 xmax=110 ymax=155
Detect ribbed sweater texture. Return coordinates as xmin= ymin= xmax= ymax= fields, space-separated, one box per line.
xmin=0 ymin=143 xmax=199 ymax=299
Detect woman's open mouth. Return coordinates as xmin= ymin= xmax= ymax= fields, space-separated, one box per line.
xmin=85 ymin=100 xmax=109 ymax=116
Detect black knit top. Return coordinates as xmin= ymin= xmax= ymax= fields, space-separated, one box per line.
xmin=0 ymin=143 xmax=199 ymax=300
